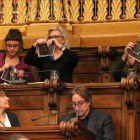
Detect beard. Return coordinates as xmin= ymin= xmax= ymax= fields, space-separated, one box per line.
xmin=129 ymin=63 xmax=135 ymax=68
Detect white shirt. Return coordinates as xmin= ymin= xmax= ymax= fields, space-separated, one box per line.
xmin=5 ymin=113 xmax=11 ymax=127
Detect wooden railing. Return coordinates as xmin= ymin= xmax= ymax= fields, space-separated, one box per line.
xmin=0 ymin=0 xmax=139 ymax=25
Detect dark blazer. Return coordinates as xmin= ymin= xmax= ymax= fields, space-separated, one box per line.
xmin=59 ymin=108 xmax=115 ymax=140
xmin=6 ymin=112 xmax=20 ymax=127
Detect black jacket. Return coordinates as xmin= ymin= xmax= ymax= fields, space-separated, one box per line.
xmin=112 ymin=58 xmax=127 ymax=82
xmin=6 ymin=112 xmax=20 ymax=127
xmin=59 ymin=108 xmax=115 ymax=140
xmin=24 ymin=46 xmax=79 ymax=83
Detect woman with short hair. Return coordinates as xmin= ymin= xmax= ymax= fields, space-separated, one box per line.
xmin=24 ymin=26 xmax=79 ymax=83
xmin=0 ymin=89 xmax=20 ymax=127
xmin=0 ymin=29 xmax=35 ymax=83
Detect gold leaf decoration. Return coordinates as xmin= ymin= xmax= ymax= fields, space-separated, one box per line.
xmin=28 ymin=0 xmax=38 ymax=22
xmin=40 ymin=0 xmax=50 ymax=22
xmin=97 ymin=0 xmax=108 ymax=21
xmin=17 ymin=0 xmax=27 ymax=24
xmin=83 ymin=0 xmax=94 ymax=22
xmin=69 ymin=0 xmax=80 ymax=23
xmin=63 ymin=0 xmax=70 ymax=22
xmin=53 ymin=0 xmax=61 ymax=22
xmin=58 ymin=0 xmax=65 ymax=22
xmin=111 ymin=0 xmax=122 ymax=21
xmin=3 ymin=0 xmax=13 ymax=25
xmin=0 ymin=0 xmax=139 ymax=25
xmin=125 ymin=0 xmax=136 ymax=19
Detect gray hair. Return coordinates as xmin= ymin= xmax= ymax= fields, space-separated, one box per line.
xmin=70 ymin=86 xmax=93 ymax=106
xmin=47 ymin=26 xmax=70 ymax=49
xmin=9 ymin=134 xmax=30 ymax=140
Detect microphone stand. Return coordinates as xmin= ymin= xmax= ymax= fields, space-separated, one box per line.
xmin=31 ymin=108 xmax=74 ymax=121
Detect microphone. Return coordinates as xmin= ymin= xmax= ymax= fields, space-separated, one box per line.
xmin=75 ymin=110 xmax=78 ymax=119
xmin=31 ymin=108 xmax=74 ymax=121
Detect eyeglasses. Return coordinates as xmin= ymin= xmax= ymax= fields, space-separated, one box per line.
xmin=47 ymin=35 xmax=63 ymax=40
xmin=6 ymin=44 xmax=20 ymax=48
xmin=70 ymin=101 xmax=86 ymax=108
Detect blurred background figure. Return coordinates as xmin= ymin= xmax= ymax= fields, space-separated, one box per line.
xmin=24 ymin=26 xmax=79 ymax=83
xmin=0 ymin=89 xmax=20 ymax=127
xmin=0 ymin=29 xmax=35 ymax=84
xmin=113 ymin=41 xmax=140 ymax=82
xmin=9 ymin=134 xmax=30 ymax=140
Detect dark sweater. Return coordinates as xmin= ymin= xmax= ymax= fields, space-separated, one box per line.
xmin=6 ymin=112 xmax=20 ymax=127
xmin=0 ymin=53 xmax=35 ymax=83
xmin=112 ymin=58 xmax=127 ymax=82
xmin=24 ymin=46 xmax=79 ymax=83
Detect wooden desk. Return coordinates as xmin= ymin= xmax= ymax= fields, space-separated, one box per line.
xmin=0 ymin=120 xmax=96 ymax=140
xmin=0 ymin=77 xmax=139 ymax=140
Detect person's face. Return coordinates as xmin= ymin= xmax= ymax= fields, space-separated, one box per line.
xmin=71 ymin=94 xmax=91 ymax=119
xmin=127 ymin=56 xmax=140 ymax=68
xmin=0 ymin=90 xmax=9 ymax=110
xmin=5 ymin=40 xmax=21 ymax=57
xmin=127 ymin=56 xmax=136 ymax=68
xmin=49 ymin=30 xmax=65 ymax=45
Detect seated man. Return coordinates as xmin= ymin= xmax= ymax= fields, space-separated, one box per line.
xmin=113 ymin=42 xmax=137 ymax=82
xmin=59 ymin=86 xmax=115 ymax=140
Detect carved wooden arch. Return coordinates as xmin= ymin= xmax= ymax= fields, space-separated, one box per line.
xmin=43 ymin=79 xmax=60 ymax=109
xmin=98 ymin=46 xmax=113 ymax=71
xmin=121 ymin=77 xmax=138 ymax=107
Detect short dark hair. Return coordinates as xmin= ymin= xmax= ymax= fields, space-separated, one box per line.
xmin=0 ymin=89 xmax=5 ymax=95
xmin=5 ymin=29 xmax=23 ymax=49
xmin=9 ymin=134 xmax=30 ymax=140
xmin=70 ymin=86 xmax=93 ymax=106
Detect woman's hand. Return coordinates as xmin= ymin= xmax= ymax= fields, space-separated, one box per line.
xmin=47 ymin=39 xmax=65 ymax=51
xmin=122 ymin=42 xmax=134 ymax=61
xmin=33 ymin=38 xmax=47 ymax=47
xmin=0 ymin=63 xmax=11 ymax=72
xmin=16 ymin=70 xmax=25 ymax=78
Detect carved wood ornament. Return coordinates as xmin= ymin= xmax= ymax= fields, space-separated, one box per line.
xmin=60 ymin=121 xmax=79 ymax=139
xmin=121 ymin=77 xmax=138 ymax=107
xmin=98 ymin=46 xmax=112 ymax=71
xmin=44 ymin=79 xmax=60 ymax=109
xmin=60 ymin=120 xmax=96 ymax=140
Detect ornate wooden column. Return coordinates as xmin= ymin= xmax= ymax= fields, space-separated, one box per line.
xmin=43 ymin=79 xmax=61 ymax=124
xmin=44 ymin=79 xmax=61 ymax=110
xmin=60 ymin=120 xmax=96 ymax=140
xmin=98 ymin=46 xmax=114 ymax=83
xmin=121 ymin=77 xmax=139 ymax=140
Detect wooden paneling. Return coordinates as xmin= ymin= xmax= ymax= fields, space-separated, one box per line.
xmin=81 ymin=34 xmax=139 ymax=47
xmin=9 ymin=96 xmax=44 ymax=109
xmin=11 ymin=110 xmax=48 ymax=126
xmin=0 ymin=81 xmax=140 ymax=140
xmin=26 ymin=23 xmax=59 ymax=36
xmin=73 ymin=22 xmax=140 ymax=35
xmin=73 ymin=74 xmax=98 ymax=83
xmin=92 ymin=95 xmax=122 ymax=108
